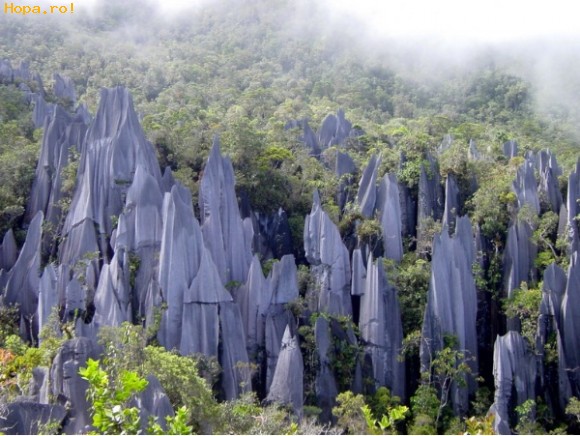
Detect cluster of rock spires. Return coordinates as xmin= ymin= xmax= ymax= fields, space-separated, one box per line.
xmin=1 ymin=62 xmax=580 ymax=435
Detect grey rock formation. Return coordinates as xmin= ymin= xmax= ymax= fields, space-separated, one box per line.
xmin=53 ymin=73 xmax=76 ymax=105
xmin=235 ymin=255 xmax=267 ymax=359
xmin=0 ymin=229 xmax=17 ymax=270
xmin=359 ymin=254 xmax=405 ymax=399
xmin=357 ymin=154 xmax=380 ymax=218
xmin=421 ymin=216 xmax=478 ymax=414
xmin=491 ymin=331 xmax=537 ymax=435
xmin=199 ymin=138 xmax=252 ymax=284
xmin=442 ymin=173 xmax=460 ymax=232
xmin=246 ymin=208 xmax=293 ymax=261
xmin=27 ymin=105 xmax=87 ymax=229
xmin=157 ymin=184 xmax=204 ymax=351
xmin=562 ymin=161 xmax=580 ymax=253
xmin=61 ymin=86 xmax=161 ymax=266
xmin=512 ymin=157 xmax=540 ymax=215
xmin=304 ymin=191 xmax=352 ymax=316
xmin=181 ymin=246 xmax=232 ymax=356
xmin=535 ymin=150 xmax=563 ymax=213
xmin=266 ymin=325 xmax=304 ymax=416
xmin=314 ymin=317 xmax=339 ymax=422
xmin=50 ymin=337 xmax=97 ymax=434
xmin=417 ymin=154 xmax=443 ymax=240
xmin=560 ymin=252 xmax=580 ymax=397
xmin=503 ymin=220 xmax=537 ymax=300
xmin=351 ymin=248 xmax=366 ymax=296
xmin=4 ymin=211 xmax=43 ymax=338
xmin=377 ymin=173 xmax=403 ymax=262
xmin=468 ymin=139 xmax=481 ymax=160
xmin=219 ymin=301 xmax=252 ymax=400
xmin=0 ymin=402 xmax=67 ymax=435
xmin=132 ymin=375 xmax=175 ymax=432
xmin=502 ymin=140 xmax=518 ymax=158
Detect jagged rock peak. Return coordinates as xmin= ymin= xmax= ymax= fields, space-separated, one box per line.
xmin=304 ymin=190 xmax=352 ymax=316
xmin=377 ymin=173 xmax=403 ymax=262
xmin=266 ymin=325 xmax=304 ymax=416
xmin=357 ymin=154 xmax=381 ymax=218
xmin=199 ymin=136 xmax=252 ymax=284
xmin=421 ymin=215 xmax=478 ymax=414
xmin=491 ymin=331 xmax=537 ymax=435
xmin=359 ymin=254 xmax=406 ymax=399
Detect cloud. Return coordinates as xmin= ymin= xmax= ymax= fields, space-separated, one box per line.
xmin=331 ymin=0 xmax=580 ymax=42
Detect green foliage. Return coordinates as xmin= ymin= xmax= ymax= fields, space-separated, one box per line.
xmin=502 ymin=282 xmax=542 ymax=345
xmin=566 ymin=397 xmax=580 ymax=423
xmin=333 ymin=391 xmax=368 ymax=435
xmin=79 ymin=358 xmax=147 ymax=435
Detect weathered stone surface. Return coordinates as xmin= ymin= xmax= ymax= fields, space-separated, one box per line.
xmin=357 ymin=154 xmax=380 ymax=218
xmin=169 ymin=233 xmax=217 ymax=353
xmin=219 ymin=301 xmax=252 ymax=400
xmin=560 ymin=251 xmax=580 ymax=397
xmin=131 ymin=375 xmax=174 ymax=432
xmin=268 ymin=254 xmax=299 ymax=304
xmin=4 ymin=211 xmax=43 ymax=338
xmin=535 ymin=150 xmax=563 ymax=213
xmin=468 ymin=139 xmax=481 ymax=160
xmin=502 ymin=140 xmax=518 ymax=158
xmin=359 ymin=254 xmax=405 ymax=399
xmin=563 ymin=161 xmax=580 ymax=253
xmin=377 ymin=173 xmax=403 ymax=262
xmin=491 ymin=331 xmax=537 ymax=435
xmin=421 ymin=216 xmax=478 ymax=414
xmin=53 ymin=73 xmax=76 ymax=104
xmin=0 ymin=229 xmax=18 ymax=270
xmin=442 ymin=173 xmax=460 ymax=232
xmin=247 ymin=208 xmax=293 ymax=261
xmin=314 ymin=317 xmax=339 ymax=422
xmin=503 ymin=220 xmax=537 ymax=299
xmin=50 ymin=337 xmax=97 ymax=435
xmin=61 ymin=86 xmax=161 ymax=267
xmin=0 ymin=402 xmax=67 ymax=435
xmin=157 ymin=184 xmax=204 ymax=351
xmin=304 ymin=191 xmax=352 ymax=316
xmin=199 ymin=138 xmax=252 ymax=284
xmin=235 ymin=256 xmax=267 ymax=358
xmin=27 ymin=105 xmax=87 ymax=229
xmin=512 ymin=157 xmax=540 ymax=215
xmin=417 ymin=154 xmax=443 ymax=240
xmin=266 ymin=325 xmax=304 ymax=416
xmin=351 ymin=248 xmax=366 ymax=296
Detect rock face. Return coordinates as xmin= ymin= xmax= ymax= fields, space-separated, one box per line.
xmin=3 ymin=211 xmax=43 ymax=339
xmin=266 ymin=325 xmax=304 ymax=416
xmin=562 ymin=161 xmax=580 ymax=253
xmin=535 ymin=150 xmax=563 ymax=213
xmin=314 ymin=316 xmax=339 ymax=422
xmin=359 ymin=254 xmax=405 ymax=399
xmin=377 ymin=173 xmax=404 ymax=262
xmin=491 ymin=331 xmax=537 ymax=435
xmin=199 ymin=138 xmax=252 ymax=285
xmin=304 ymin=191 xmax=352 ymax=316
xmin=286 ymin=109 xmax=362 ymax=157
xmin=503 ymin=220 xmax=537 ymax=300
xmin=417 ymin=154 xmax=444 ymax=241
xmin=357 ymin=154 xmax=380 ymax=218
xmin=502 ymin=140 xmax=519 ymax=158
xmin=0 ymin=402 xmax=67 ymax=435
xmin=421 ymin=216 xmax=478 ymax=414
xmin=560 ymin=252 xmax=580 ymax=397
xmin=512 ymin=157 xmax=540 ymax=215
xmin=50 ymin=338 xmax=97 ymax=434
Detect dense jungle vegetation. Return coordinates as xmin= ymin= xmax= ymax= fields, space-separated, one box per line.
xmin=1 ymin=0 xmax=580 ymax=434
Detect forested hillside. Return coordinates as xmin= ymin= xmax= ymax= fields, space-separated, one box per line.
xmin=0 ymin=0 xmax=579 ymax=434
